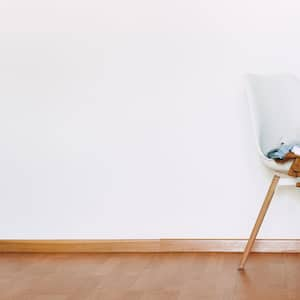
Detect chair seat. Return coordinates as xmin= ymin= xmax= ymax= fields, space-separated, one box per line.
xmin=260 ymin=155 xmax=293 ymax=174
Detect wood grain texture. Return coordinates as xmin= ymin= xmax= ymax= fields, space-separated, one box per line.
xmin=1 ymin=239 xmax=300 ymax=253
xmin=0 ymin=252 xmax=299 ymax=300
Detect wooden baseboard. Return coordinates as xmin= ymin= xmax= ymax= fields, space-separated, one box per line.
xmin=1 ymin=239 xmax=300 ymax=253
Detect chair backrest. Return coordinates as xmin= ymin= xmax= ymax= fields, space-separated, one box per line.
xmin=245 ymin=73 xmax=300 ymax=156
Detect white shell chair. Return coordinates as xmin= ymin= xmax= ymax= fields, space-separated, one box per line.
xmin=239 ymin=73 xmax=300 ymax=270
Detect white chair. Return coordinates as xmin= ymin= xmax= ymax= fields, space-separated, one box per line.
xmin=239 ymin=73 xmax=300 ymax=270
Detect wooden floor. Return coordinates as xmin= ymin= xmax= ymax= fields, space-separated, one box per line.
xmin=1 ymin=253 xmax=300 ymax=300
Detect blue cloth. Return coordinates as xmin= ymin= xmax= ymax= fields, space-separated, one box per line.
xmin=267 ymin=144 xmax=295 ymax=160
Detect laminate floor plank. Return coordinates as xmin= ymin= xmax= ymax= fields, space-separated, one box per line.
xmin=0 ymin=253 xmax=298 ymax=300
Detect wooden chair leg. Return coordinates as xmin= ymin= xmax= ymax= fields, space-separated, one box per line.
xmin=238 ymin=174 xmax=280 ymax=270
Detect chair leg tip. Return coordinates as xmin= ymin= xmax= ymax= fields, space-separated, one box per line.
xmin=238 ymin=266 xmax=245 ymax=271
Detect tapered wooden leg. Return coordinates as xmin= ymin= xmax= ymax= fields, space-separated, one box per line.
xmin=238 ymin=174 xmax=280 ymax=270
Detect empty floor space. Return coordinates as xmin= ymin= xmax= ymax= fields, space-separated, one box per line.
xmin=1 ymin=253 xmax=300 ymax=300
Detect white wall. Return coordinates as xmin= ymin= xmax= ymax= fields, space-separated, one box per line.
xmin=1 ymin=0 xmax=300 ymax=239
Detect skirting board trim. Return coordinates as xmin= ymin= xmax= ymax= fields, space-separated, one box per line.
xmin=0 ymin=239 xmax=300 ymax=253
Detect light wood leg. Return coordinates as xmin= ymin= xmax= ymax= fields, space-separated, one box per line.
xmin=238 ymin=174 xmax=280 ymax=270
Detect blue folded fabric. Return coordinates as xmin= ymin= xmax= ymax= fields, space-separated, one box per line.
xmin=267 ymin=144 xmax=295 ymax=160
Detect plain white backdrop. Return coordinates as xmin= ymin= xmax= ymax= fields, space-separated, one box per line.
xmin=1 ymin=0 xmax=300 ymax=238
